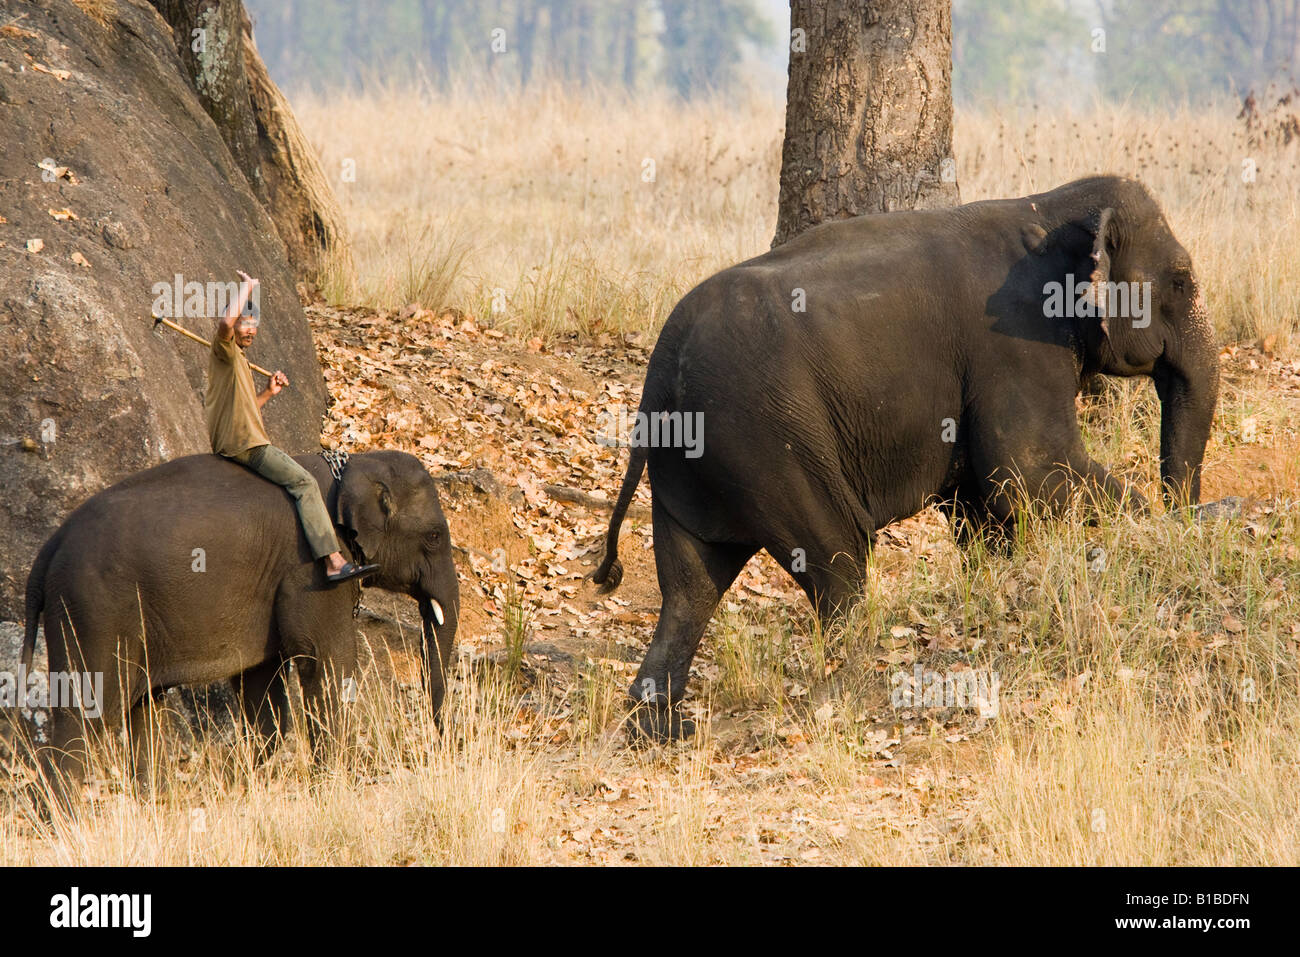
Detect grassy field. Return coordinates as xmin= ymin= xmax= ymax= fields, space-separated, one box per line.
xmin=3 ymin=86 xmax=1299 ymax=864
xmin=302 ymin=83 xmax=1300 ymax=348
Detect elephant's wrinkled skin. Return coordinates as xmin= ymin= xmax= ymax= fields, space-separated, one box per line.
xmin=23 ymin=450 xmax=459 ymax=800
xmin=593 ymin=176 xmax=1218 ymax=740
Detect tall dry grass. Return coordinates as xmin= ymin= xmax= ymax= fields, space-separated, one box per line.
xmin=7 ymin=434 xmax=1296 ymax=864
xmin=4 ymin=87 xmax=1298 ymax=865
xmin=297 ymin=82 xmax=1300 ymax=348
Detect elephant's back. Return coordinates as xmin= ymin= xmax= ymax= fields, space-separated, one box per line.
xmin=39 ymin=455 xmax=290 ymax=662
xmin=50 ymin=454 xmax=300 ymax=570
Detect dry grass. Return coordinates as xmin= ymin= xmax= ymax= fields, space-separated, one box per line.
xmin=300 ymin=81 xmax=781 ymax=332
xmin=299 ymin=83 xmax=1300 ymax=348
xmin=4 ymin=87 xmax=1299 ymax=865
xmin=7 ymin=486 xmax=1296 ymax=864
xmin=70 ymin=0 xmax=115 ymax=27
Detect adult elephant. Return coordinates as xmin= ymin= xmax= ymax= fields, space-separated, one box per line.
xmin=592 ymin=175 xmax=1219 ymax=740
xmin=22 ymin=449 xmax=459 ymax=800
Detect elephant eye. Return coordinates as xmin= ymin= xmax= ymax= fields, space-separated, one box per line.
xmin=1172 ymin=278 xmax=1186 ymax=294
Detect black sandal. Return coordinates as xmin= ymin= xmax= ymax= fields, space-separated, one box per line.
xmin=326 ymin=561 xmax=380 ymax=585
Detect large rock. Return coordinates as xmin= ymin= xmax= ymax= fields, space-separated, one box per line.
xmin=0 ymin=0 xmax=328 ymax=621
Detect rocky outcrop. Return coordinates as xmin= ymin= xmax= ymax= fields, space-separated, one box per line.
xmin=0 ymin=0 xmax=328 ymax=619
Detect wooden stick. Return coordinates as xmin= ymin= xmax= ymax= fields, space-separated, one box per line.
xmin=154 ymin=316 xmax=273 ymax=377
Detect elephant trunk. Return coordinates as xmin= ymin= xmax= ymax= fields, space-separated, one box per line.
xmin=1154 ymin=307 xmax=1219 ymax=506
xmin=417 ymin=576 xmax=459 ymax=717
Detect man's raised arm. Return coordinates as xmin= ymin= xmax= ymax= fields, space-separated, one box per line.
xmin=216 ymin=269 xmax=259 ymax=341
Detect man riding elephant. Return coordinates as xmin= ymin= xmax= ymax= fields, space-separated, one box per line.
xmin=209 ymin=270 xmax=377 ymax=586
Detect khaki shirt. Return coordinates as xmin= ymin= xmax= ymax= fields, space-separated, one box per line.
xmin=205 ymin=331 xmax=271 ymax=456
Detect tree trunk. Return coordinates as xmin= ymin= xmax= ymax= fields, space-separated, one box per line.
xmin=773 ymin=0 xmax=960 ymax=247
xmin=621 ymin=1 xmax=638 ymax=91
xmin=239 ymin=7 xmax=355 ymax=288
xmin=517 ymin=2 xmax=538 ymax=88
xmin=149 ymin=0 xmax=354 ymax=286
xmin=152 ymin=0 xmax=264 ymax=199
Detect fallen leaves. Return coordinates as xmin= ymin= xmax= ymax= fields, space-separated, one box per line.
xmin=1222 ymin=614 xmax=1246 ymax=635
xmin=48 ymin=207 xmax=78 ymax=221
xmin=308 ymin=302 xmax=669 ymax=642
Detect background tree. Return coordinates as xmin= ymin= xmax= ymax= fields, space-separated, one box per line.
xmin=149 ymin=0 xmax=354 ymax=284
xmin=1092 ymin=0 xmax=1300 ymax=103
xmin=243 ymin=0 xmax=773 ymax=96
xmin=952 ymin=0 xmax=1085 ymax=103
xmin=773 ymin=0 xmax=961 ymax=247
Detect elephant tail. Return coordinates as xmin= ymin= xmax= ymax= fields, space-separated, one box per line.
xmin=590 ymin=442 xmax=647 ymax=594
xmin=22 ymin=534 xmax=58 ymax=672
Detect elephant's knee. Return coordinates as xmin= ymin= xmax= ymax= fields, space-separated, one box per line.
xmin=294 ymin=656 xmax=320 ymax=689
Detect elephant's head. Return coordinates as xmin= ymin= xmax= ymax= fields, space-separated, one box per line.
xmin=1039 ymin=176 xmax=1219 ymax=505
xmin=334 ymin=451 xmax=460 ymax=712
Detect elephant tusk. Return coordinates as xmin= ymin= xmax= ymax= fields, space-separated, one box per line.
xmin=430 ymin=600 xmax=445 ymax=627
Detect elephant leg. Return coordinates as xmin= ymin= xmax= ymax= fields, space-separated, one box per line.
xmin=934 ymin=485 xmax=1011 ymax=552
xmin=38 ymin=693 xmax=134 ymax=816
xmin=760 ymin=490 xmax=872 ymax=624
xmin=1063 ymin=456 xmax=1149 ymax=514
xmin=271 ymin=581 xmax=359 ymax=763
xmin=38 ymin=708 xmax=91 ymax=817
xmin=293 ymin=648 xmax=358 ymax=764
xmin=630 ymin=500 xmax=756 ymax=742
xmin=127 ymin=691 xmax=179 ymax=798
xmin=979 ymin=451 xmax=1147 ymax=524
xmin=36 ymin=611 xmax=135 ymax=816
xmin=782 ymin=543 xmax=869 ymax=624
xmin=234 ymin=659 xmax=291 ymax=763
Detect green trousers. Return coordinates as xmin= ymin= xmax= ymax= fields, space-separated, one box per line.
xmin=229 ymin=444 xmax=339 ymax=560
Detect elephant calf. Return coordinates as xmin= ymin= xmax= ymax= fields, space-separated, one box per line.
xmin=23 ymin=450 xmax=460 ymax=803
xmin=592 ymin=175 xmax=1218 ymax=740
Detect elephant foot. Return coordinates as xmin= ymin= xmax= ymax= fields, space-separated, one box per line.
xmin=625 ymin=699 xmax=696 ymax=745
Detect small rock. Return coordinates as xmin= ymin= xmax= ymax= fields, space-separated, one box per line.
xmin=101 ymin=220 xmax=133 ymax=249
xmin=1196 ymin=496 xmax=1244 ymax=521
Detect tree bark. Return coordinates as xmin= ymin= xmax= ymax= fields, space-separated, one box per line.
xmin=773 ymin=0 xmax=960 ymax=248
xmin=149 ymin=0 xmax=354 ymax=285
xmin=153 ymin=0 xmax=264 ymax=199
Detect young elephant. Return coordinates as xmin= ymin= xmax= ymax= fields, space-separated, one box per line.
xmin=593 ymin=175 xmax=1218 ymax=740
xmin=22 ymin=450 xmax=459 ymax=803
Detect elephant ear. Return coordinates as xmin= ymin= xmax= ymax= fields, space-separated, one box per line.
xmin=1086 ymin=206 xmax=1117 ymax=336
xmin=336 ymin=462 xmax=395 ymax=562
